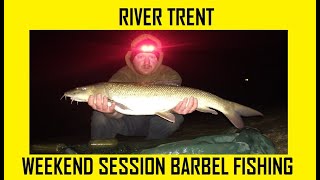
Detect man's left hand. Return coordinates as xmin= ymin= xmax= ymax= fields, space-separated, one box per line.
xmin=173 ymin=97 xmax=198 ymax=115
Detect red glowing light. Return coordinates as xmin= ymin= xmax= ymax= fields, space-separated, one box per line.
xmin=140 ymin=45 xmax=155 ymax=52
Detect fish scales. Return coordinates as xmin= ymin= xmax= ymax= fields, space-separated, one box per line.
xmin=63 ymin=82 xmax=263 ymax=128
xmin=106 ymin=83 xmax=222 ymax=112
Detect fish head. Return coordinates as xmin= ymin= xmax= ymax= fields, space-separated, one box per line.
xmin=63 ymin=85 xmax=97 ymax=102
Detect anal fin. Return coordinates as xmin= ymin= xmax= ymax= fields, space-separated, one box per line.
xmin=156 ymin=112 xmax=176 ymax=123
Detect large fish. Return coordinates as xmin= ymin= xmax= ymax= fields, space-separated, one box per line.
xmin=63 ymin=82 xmax=263 ymax=128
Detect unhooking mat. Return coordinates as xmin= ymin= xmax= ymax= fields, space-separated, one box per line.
xmin=140 ymin=128 xmax=276 ymax=154
xmin=31 ymin=128 xmax=277 ymax=154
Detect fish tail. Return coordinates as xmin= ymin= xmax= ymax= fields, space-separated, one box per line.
xmin=221 ymin=102 xmax=263 ymax=129
xmin=233 ymin=102 xmax=263 ymax=117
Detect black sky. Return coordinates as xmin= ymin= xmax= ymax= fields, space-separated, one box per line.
xmin=30 ymin=30 xmax=287 ymax=142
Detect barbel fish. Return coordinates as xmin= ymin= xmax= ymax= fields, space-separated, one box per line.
xmin=63 ymin=82 xmax=263 ymax=128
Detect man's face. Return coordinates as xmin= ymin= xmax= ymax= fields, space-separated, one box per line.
xmin=132 ymin=52 xmax=158 ymax=75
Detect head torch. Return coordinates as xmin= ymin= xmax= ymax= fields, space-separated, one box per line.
xmin=140 ymin=45 xmax=156 ymax=52
xmin=131 ymin=39 xmax=161 ymax=60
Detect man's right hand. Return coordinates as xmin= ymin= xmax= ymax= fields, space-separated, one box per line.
xmin=88 ymin=94 xmax=116 ymax=114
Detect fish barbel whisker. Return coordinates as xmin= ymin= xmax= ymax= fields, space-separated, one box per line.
xmin=60 ymin=95 xmax=66 ymax=100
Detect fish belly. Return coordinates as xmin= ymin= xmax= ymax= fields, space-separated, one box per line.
xmin=112 ymin=96 xmax=178 ymax=115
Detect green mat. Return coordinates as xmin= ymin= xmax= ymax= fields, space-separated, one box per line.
xmin=31 ymin=128 xmax=276 ymax=154
xmin=140 ymin=128 xmax=276 ymax=154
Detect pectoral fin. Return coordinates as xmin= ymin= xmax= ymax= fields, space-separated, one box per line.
xmin=156 ymin=112 xmax=176 ymax=123
xmin=114 ymin=102 xmax=131 ymax=110
xmin=108 ymin=100 xmax=131 ymax=110
xmin=197 ymin=107 xmax=218 ymax=115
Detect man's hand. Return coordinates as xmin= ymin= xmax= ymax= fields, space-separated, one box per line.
xmin=88 ymin=94 xmax=116 ymax=114
xmin=173 ymin=97 xmax=198 ymax=115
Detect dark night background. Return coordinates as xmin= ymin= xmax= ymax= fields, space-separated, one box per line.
xmin=30 ymin=30 xmax=287 ymax=145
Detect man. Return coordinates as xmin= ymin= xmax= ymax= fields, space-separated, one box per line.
xmin=88 ymin=34 xmax=198 ymax=144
